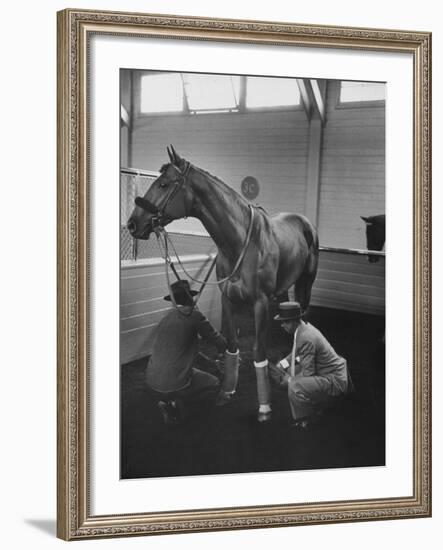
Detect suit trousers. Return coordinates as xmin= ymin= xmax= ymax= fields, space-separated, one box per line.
xmin=150 ymin=367 xmax=220 ymax=403
xmin=287 ymin=372 xmax=347 ymax=420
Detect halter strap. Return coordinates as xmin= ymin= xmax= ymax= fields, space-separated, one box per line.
xmin=157 ymin=161 xmax=191 ymax=218
xmin=135 ymin=161 xmax=192 ymax=225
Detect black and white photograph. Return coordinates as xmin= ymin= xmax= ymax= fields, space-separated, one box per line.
xmin=120 ymin=69 xmax=386 ymax=479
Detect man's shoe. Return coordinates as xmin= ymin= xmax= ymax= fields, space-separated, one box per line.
xmin=158 ymin=400 xmax=182 ymax=426
xmin=291 ymin=418 xmax=309 ymax=430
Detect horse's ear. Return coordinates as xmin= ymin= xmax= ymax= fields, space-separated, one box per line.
xmin=361 ymin=216 xmax=373 ymax=225
xmin=169 ymin=144 xmax=182 ymax=166
xmin=166 ymin=146 xmax=174 ymax=164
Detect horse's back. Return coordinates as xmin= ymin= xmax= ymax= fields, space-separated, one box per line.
xmin=266 ymin=212 xmax=319 ymax=295
xmin=271 ymin=212 xmax=318 ymax=255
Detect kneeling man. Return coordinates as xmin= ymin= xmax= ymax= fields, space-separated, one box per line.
xmin=146 ymin=279 xmax=227 ymax=426
xmin=270 ymin=302 xmax=351 ymax=428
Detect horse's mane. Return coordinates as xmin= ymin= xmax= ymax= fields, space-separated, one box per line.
xmin=160 ymin=160 xmax=249 ymax=206
xmin=195 ymin=164 xmax=252 ymax=212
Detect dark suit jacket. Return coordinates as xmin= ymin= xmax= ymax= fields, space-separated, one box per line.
xmin=146 ymin=306 xmax=226 ymax=393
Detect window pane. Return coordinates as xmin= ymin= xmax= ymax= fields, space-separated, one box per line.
xmin=140 ymin=73 xmax=183 ymax=113
xmin=246 ymin=76 xmax=300 ymax=108
xmin=183 ymin=74 xmax=240 ymax=111
xmin=340 ymin=81 xmax=386 ymax=103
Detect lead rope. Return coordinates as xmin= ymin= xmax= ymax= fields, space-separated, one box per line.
xmin=156 ymin=231 xmax=195 ymax=317
xmin=153 ymin=203 xmax=254 ymax=315
xmin=156 ymin=229 xmax=218 ymax=317
xmin=162 ymin=203 xmax=255 ymax=288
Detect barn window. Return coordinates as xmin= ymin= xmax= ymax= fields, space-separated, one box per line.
xmin=139 ymin=72 xmax=303 ymax=114
xmin=246 ymin=76 xmax=301 ymax=109
xmin=140 ymin=73 xmax=184 ymax=113
xmin=183 ymin=74 xmax=240 ymax=113
xmin=339 ymin=81 xmax=386 ymax=104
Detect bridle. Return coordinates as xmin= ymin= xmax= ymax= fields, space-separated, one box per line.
xmin=134 ymin=161 xmax=191 ymax=231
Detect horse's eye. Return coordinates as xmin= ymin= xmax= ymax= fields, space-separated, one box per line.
xmin=159 ymin=182 xmax=168 ymax=188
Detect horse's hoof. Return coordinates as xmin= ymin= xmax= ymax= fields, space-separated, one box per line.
xmin=216 ymin=391 xmax=234 ymax=407
xmin=257 ymin=411 xmax=272 ymax=423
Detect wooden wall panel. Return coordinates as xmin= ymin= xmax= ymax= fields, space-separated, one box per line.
xmin=121 ymin=257 xmax=221 ymax=364
xmin=311 ymin=251 xmax=385 ymax=315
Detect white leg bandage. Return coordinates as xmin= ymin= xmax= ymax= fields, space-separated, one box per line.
xmin=222 ymin=349 xmax=240 ymax=393
xmin=254 ymin=359 xmax=272 ymax=408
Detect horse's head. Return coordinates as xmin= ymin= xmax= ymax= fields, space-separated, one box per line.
xmin=127 ymin=145 xmax=193 ymax=240
xmin=361 ymin=215 xmax=385 ymax=263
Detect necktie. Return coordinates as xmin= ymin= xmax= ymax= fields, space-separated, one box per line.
xmin=290 ymin=328 xmax=299 ymax=377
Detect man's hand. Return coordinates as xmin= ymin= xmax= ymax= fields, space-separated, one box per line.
xmin=268 ymin=361 xmax=289 ymax=389
xmin=214 ymin=352 xmax=225 ymax=377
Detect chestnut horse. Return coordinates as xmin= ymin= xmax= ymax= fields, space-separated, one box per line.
xmin=127 ymin=146 xmax=319 ymax=421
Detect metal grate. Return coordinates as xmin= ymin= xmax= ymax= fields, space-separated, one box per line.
xmin=120 ymin=170 xmax=158 ymax=261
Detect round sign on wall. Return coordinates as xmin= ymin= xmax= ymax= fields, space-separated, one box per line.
xmin=241 ymin=176 xmax=260 ymax=200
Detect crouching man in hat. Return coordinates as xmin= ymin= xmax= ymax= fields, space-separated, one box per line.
xmin=269 ymin=302 xmax=351 ymax=429
xmin=146 ymin=279 xmax=227 ymax=426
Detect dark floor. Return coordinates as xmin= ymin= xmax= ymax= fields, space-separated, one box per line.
xmin=120 ymin=305 xmax=385 ymax=479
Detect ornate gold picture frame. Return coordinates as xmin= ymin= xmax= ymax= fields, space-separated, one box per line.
xmin=57 ymin=8 xmax=431 ymax=540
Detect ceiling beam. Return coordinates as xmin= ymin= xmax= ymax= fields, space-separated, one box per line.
xmin=310 ymin=79 xmax=326 ymax=124
xmin=120 ymin=104 xmax=130 ymax=127
xmin=296 ymin=78 xmax=312 ymax=121
xmin=297 ymin=79 xmax=326 ymax=125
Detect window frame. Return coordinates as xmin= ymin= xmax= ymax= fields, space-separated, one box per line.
xmin=336 ymin=80 xmax=386 ymax=110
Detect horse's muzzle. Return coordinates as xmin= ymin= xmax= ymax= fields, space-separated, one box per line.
xmin=126 ymin=219 xmax=136 ymax=233
xmin=126 ymin=217 xmax=151 ymax=239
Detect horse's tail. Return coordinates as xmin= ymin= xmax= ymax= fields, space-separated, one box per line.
xmin=301 ymin=217 xmax=319 ymax=273
xmin=295 ymin=217 xmax=319 ymax=311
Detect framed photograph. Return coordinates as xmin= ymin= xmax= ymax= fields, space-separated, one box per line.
xmin=57 ymin=8 xmax=431 ymax=540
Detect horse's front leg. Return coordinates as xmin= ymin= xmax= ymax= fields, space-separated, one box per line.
xmin=253 ymin=295 xmax=272 ymax=422
xmin=217 ymin=294 xmax=240 ymax=405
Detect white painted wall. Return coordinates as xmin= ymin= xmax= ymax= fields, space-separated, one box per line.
xmin=131 ymin=109 xmax=309 ymax=234
xmin=319 ymin=81 xmax=385 ymax=248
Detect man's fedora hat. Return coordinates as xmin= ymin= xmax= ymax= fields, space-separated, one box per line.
xmin=163 ymin=279 xmax=198 ymax=302
xmin=274 ymin=301 xmax=303 ymax=322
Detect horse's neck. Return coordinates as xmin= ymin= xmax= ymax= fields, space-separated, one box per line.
xmin=189 ymin=167 xmax=250 ymax=259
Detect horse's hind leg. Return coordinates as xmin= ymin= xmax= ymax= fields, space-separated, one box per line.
xmin=294 ymin=272 xmax=315 ymax=312
xmin=295 ymin=257 xmax=318 ymax=311
xmin=287 ymin=285 xmax=296 ymax=301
